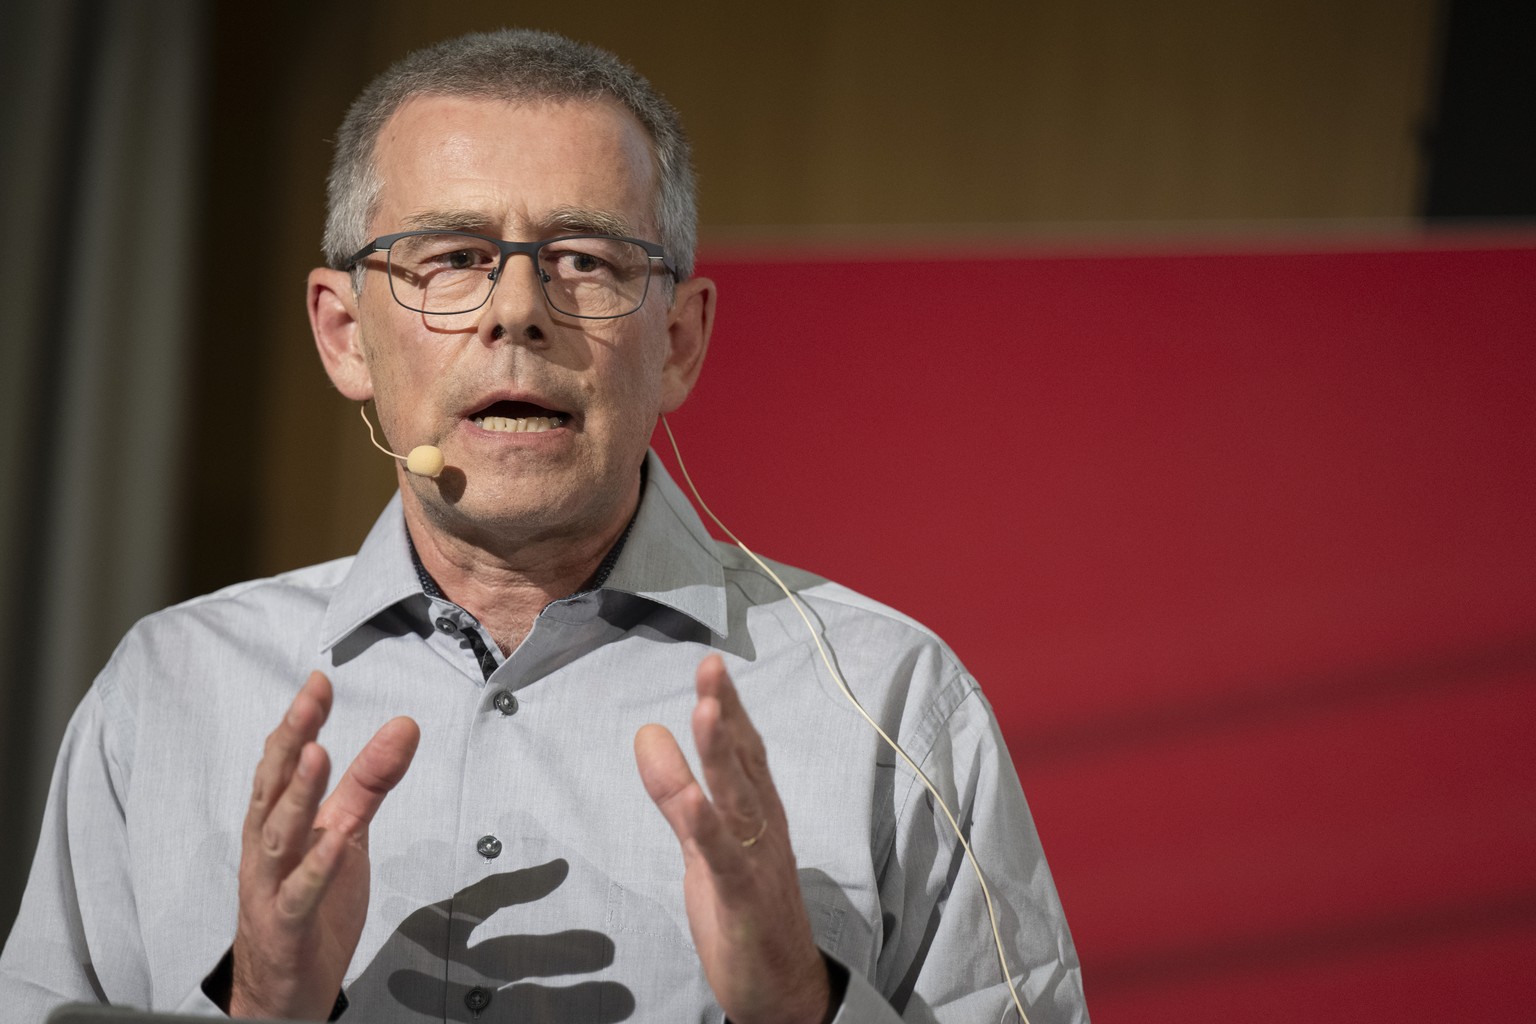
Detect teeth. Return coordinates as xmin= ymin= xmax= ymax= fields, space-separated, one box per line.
xmin=474 ymin=414 xmax=566 ymax=433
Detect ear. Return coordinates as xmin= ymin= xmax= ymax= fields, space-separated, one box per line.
xmin=308 ymin=267 xmax=373 ymax=400
xmin=659 ymin=276 xmax=716 ymax=414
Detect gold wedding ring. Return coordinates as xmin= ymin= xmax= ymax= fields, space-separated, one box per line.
xmin=740 ymin=817 xmax=768 ymax=848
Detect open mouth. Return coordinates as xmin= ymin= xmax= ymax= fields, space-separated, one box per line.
xmin=470 ymin=400 xmax=569 ymax=434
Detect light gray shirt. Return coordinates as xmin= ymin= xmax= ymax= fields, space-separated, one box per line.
xmin=1 ymin=453 xmax=1087 ymax=1023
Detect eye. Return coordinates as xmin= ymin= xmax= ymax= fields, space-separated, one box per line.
xmin=438 ymin=248 xmax=486 ymax=271
xmin=541 ymin=237 xmax=644 ymax=282
xmin=544 ymin=246 xmax=614 ymax=276
xmin=567 ymin=251 xmax=606 ymax=274
xmin=393 ymin=233 xmax=498 ymax=273
xmin=425 ymin=241 xmax=497 ymax=270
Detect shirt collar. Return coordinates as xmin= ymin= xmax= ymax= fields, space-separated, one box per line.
xmin=318 ymin=490 xmax=426 ymax=652
xmin=318 ymin=450 xmax=728 ymax=652
xmin=600 ymin=450 xmax=729 ymax=637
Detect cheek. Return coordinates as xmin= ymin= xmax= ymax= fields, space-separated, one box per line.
xmin=615 ymin=342 xmax=669 ymax=411
xmin=594 ymin=322 xmax=669 ymax=403
xmin=358 ymin=313 xmax=454 ymax=396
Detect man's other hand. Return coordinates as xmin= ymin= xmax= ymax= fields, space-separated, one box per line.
xmin=229 ymin=671 xmax=420 ymax=1020
xmin=635 ymin=655 xmax=836 ymax=1024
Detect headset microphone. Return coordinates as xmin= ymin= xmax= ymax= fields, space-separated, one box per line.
xmin=360 ymin=404 xmax=446 ymax=478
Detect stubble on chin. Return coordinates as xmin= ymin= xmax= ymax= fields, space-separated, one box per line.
xmin=403 ymin=450 xmax=641 ymax=565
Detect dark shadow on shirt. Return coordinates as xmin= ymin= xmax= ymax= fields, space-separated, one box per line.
xmin=346 ymin=858 xmax=635 ymax=1022
xmin=330 ymin=595 xmax=435 ymax=668
xmin=888 ymin=798 xmax=974 ymax=1016
xmin=597 ymin=592 xmax=736 ymax=652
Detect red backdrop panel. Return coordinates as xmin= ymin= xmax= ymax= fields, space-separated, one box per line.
xmin=655 ymin=238 xmax=1536 ymax=1021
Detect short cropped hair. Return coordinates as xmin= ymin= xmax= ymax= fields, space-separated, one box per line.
xmin=323 ymin=28 xmax=698 ymax=280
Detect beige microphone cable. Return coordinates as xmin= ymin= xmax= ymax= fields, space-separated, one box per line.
xmin=360 ymin=403 xmax=446 ymax=478
xmin=660 ymin=416 xmax=1032 ymax=1024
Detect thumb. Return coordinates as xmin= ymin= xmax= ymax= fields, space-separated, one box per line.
xmin=316 ymin=716 xmax=421 ymax=836
xmin=634 ymin=723 xmax=707 ymax=845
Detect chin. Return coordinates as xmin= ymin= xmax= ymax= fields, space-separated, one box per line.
xmin=415 ymin=475 xmax=606 ymax=542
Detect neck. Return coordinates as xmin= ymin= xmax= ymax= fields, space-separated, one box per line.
xmin=402 ymin=482 xmax=640 ymax=654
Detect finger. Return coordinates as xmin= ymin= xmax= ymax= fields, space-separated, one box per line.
xmin=242 ymin=673 xmax=333 ymax=863
xmin=696 ymin=656 xmax=772 ymax=787
xmin=693 ymin=696 xmax=761 ymax=830
xmin=273 ymin=825 xmax=349 ymax=921
xmin=634 ymin=723 xmax=696 ymax=817
xmin=634 ymin=723 xmax=719 ymax=855
xmin=256 ymin=741 xmax=332 ymax=881
xmin=692 ymin=658 xmax=778 ymax=838
xmin=315 ymin=716 xmax=420 ymax=836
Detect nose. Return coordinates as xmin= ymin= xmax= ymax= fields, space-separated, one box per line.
xmin=479 ymin=251 xmax=550 ymax=343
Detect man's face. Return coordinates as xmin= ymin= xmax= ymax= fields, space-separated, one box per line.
xmin=316 ymin=94 xmax=709 ymax=549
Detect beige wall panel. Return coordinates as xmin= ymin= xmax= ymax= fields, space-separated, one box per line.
xmin=349 ymin=1 xmax=1438 ymax=225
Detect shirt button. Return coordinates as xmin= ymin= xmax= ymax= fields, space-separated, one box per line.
xmin=435 ymin=616 xmax=457 ymax=634
xmin=464 ymin=986 xmax=492 ymax=1012
xmin=492 ymin=690 xmax=518 ymax=715
xmin=476 ymin=834 xmax=502 ymax=859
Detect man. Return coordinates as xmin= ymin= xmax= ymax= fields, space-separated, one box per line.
xmin=1 ymin=29 xmax=1086 ymax=1023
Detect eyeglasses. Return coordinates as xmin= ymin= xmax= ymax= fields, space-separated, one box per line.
xmin=344 ymin=230 xmax=675 ymax=320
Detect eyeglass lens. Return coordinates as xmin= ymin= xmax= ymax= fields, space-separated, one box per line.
xmin=385 ymin=232 xmax=653 ymax=318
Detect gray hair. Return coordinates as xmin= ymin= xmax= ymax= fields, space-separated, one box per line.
xmin=323 ymin=29 xmax=697 ymax=280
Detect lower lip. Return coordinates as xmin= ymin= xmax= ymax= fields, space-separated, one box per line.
xmin=462 ymin=418 xmax=573 ymax=443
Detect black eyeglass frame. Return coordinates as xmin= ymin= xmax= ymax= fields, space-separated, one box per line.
xmin=344 ymin=229 xmax=678 ymax=320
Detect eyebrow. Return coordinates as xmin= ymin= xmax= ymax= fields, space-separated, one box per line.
xmin=544 ymin=206 xmax=639 ymax=239
xmin=400 ymin=209 xmax=495 ymax=233
xmin=396 ymin=206 xmax=641 ymax=240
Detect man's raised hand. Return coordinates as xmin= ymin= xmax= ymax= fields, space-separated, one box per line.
xmin=229 ymin=671 xmax=419 ymax=1020
xmin=634 ymin=655 xmax=836 ymax=1024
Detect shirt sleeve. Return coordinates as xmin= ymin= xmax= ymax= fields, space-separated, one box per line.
xmin=843 ymin=681 xmax=1088 ymax=1024
xmin=0 ymin=656 xmax=223 ymax=1017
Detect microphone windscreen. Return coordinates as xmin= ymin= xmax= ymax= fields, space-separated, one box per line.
xmin=406 ymin=445 xmax=446 ymax=478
